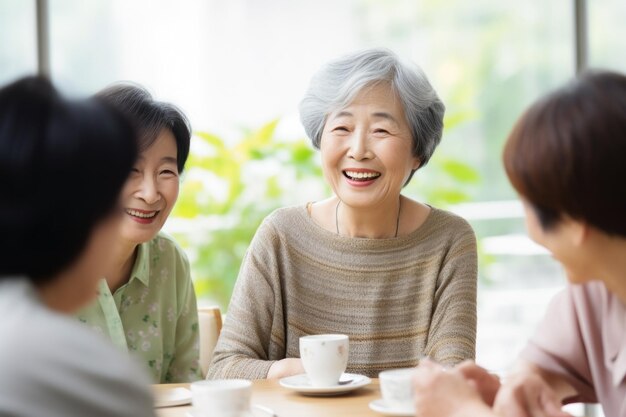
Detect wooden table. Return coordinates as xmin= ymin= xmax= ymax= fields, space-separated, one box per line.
xmin=155 ymin=378 xmax=384 ymax=417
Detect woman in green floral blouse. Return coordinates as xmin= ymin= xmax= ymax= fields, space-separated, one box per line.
xmin=77 ymin=84 xmax=201 ymax=383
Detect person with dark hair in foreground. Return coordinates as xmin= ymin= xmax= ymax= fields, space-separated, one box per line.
xmin=76 ymin=83 xmax=201 ymax=383
xmin=413 ymin=71 xmax=626 ymax=417
xmin=0 ymin=77 xmax=155 ymax=416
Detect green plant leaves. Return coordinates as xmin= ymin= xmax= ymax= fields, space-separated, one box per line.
xmin=170 ymin=120 xmax=320 ymax=306
xmin=439 ymin=159 xmax=481 ymax=183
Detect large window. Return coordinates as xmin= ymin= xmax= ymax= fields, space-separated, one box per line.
xmin=589 ymin=0 xmax=626 ymax=70
xmin=0 ymin=1 xmax=37 ymax=85
xmin=42 ymin=0 xmax=576 ymax=309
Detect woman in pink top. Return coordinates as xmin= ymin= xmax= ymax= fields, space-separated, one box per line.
xmin=412 ymin=71 xmax=626 ymax=417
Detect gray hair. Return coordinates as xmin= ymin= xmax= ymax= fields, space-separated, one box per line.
xmin=299 ymin=48 xmax=445 ymax=172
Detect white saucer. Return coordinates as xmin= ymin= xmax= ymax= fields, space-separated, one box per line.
xmin=279 ymin=373 xmax=371 ymax=396
xmin=188 ymin=413 xmax=263 ymax=417
xmin=369 ymin=399 xmax=414 ymax=416
xmin=187 ymin=406 xmax=273 ymax=417
xmin=153 ymin=387 xmax=192 ymax=408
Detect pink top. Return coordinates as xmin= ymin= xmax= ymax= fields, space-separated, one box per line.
xmin=521 ymin=281 xmax=626 ymax=417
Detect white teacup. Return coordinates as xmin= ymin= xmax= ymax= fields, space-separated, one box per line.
xmin=299 ymin=334 xmax=349 ymax=387
xmin=190 ymin=379 xmax=252 ymax=417
xmin=379 ymin=368 xmax=415 ymax=412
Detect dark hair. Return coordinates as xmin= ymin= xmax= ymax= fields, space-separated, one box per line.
xmin=503 ymin=70 xmax=626 ymax=237
xmin=97 ymin=84 xmax=191 ymax=173
xmin=0 ymin=76 xmax=137 ymax=283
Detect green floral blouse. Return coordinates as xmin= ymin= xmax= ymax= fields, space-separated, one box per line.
xmin=77 ymin=232 xmax=201 ymax=383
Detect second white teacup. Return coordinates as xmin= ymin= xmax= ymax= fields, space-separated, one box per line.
xmin=379 ymin=368 xmax=415 ymax=412
xmin=299 ymin=334 xmax=349 ymax=387
xmin=190 ymin=379 xmax=252 ymax=417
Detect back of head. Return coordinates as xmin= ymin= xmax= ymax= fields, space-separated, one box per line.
xmin=0 ymin=76 xmax=137 ymax=283
xmin=503 ymin=70 xmax=626 ymax=237
xmin=97 ymin=83 xmax=191 ymax=173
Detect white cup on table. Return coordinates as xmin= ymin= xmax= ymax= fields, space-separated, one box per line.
xmin=299 ymin=334 xmax=349 ymax=387
xmin=190 ymin=379 xmax=252 ymax=417
xmin=379 ymin=368 xmax=415 ymax=412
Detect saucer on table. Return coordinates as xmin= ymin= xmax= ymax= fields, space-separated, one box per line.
xmin=153 ymin=386 xmax=192 ymax=408
xmin=187 ymin=409 xmax=275 ymax=417
xmin=279 ymin=373 xmax=371 ymax=396
xmin=369 ymin=398 xmax=414 ymax=416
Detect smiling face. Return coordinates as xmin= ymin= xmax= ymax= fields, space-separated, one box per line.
xmin=319 ymin=82 xmax=420 ymax=209
xmin=120 ymin=128 xmax=179 ymax=244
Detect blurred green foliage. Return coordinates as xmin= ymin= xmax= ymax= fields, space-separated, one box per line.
xmin=171 ymin=111 xmax=480 ymax=309
xmin=171 ymin=120 xmax=322 ymax=307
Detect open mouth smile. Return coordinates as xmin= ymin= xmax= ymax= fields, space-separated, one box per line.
xmin=125 ymin=208 xmax=160 ymax=223
xmin=343 ymin=170 xmax=382 ymax=182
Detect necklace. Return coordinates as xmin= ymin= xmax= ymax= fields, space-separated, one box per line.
xmin=335 ymin=198 xmax=402 ymax=238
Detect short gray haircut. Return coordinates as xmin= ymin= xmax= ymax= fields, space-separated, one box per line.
xmin=299 ymin=48 xmax=445 ymax=172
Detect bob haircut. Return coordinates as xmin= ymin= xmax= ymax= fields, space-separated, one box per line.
xmin=503 ymin=70 xmax=626 ymax=237
xmin=97 ymin=83 xmax=191 ymax=173
xmin=0 ymin=76 xmax=137 ymax=283
xmin=299 ymin=48 xmax=445 ymax=184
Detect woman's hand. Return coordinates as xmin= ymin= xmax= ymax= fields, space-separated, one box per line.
xmin=413 ymin=359 xmax=492 ymax=417
xmin=267 ymin=358 xmax=305 ymax=380
xmin=456 ymin=361 xmax=502 ymax=406
xmin=494 ymin=371 xmax=573 ymax=417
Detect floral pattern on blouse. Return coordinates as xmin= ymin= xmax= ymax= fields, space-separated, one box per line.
xmin=77 ymin=232 xmax=201 ymax=383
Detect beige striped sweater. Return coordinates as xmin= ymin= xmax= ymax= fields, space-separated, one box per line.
xmin=207 ymin=204 xmax=477 ymax=379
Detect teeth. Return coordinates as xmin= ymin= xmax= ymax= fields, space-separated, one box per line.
xmin=345 ymin=171 xmax=381 ymax=179
xmin=126 ymin=209 xmax=157 ymax=219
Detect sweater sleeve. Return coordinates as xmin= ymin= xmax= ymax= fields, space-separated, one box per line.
xmin=206 ymin=218 xmax=283 ymax=379
xmin=424 ymin=217 xmax=477 ymax=365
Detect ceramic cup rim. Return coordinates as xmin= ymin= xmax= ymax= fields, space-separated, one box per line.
xmin=379 ymin=368 xmax=415 ymax=379
xmin=190 ymin=379 xmax=252 ymax=393
xmin=300 ymin=334 xmax=349 ymax=342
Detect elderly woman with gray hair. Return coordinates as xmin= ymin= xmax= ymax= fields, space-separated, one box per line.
xmin=208 ymin=48 xmax=477 ymax=380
